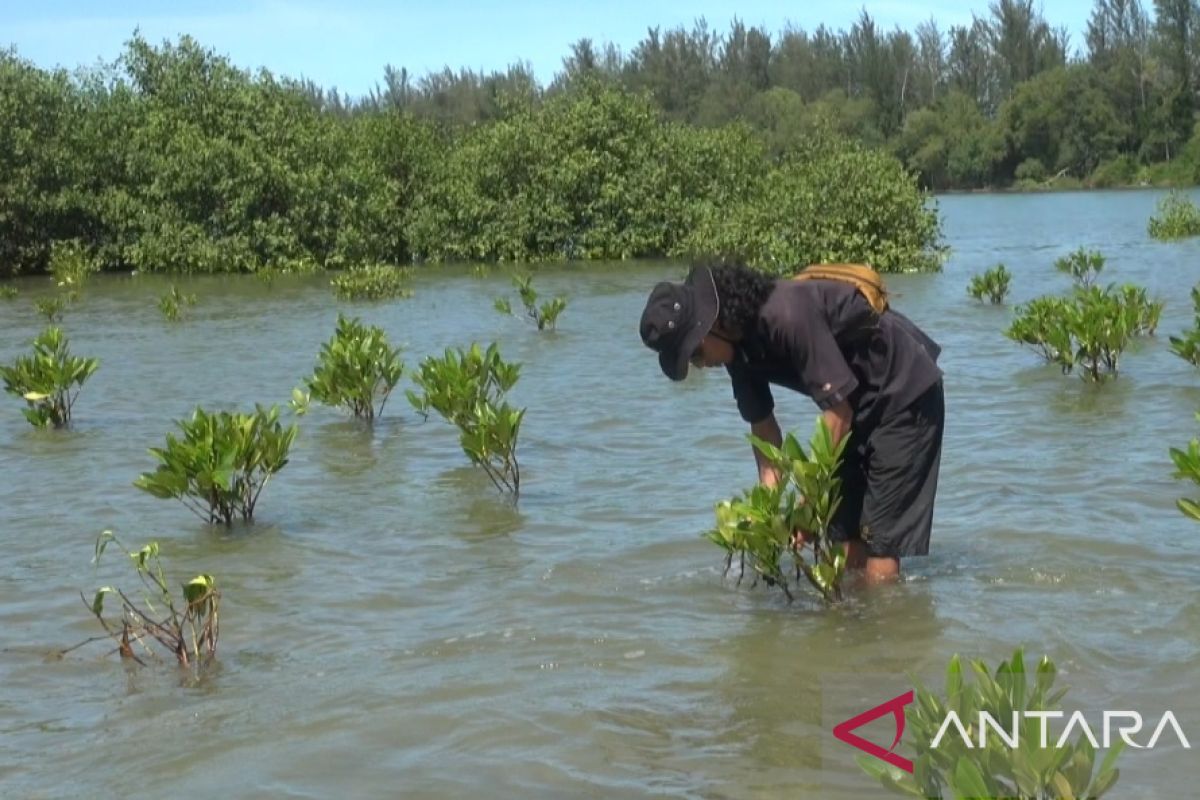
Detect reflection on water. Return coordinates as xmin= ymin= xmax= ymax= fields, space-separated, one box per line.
xmin=2 ymin=190 xmax=1200 ymax=798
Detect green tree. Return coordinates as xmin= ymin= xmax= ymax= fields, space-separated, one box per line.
xmin=895 ymin=90 xmax=1005 ymax=188
xmin=987 ymin=0 xmax=1068 ymax=102
xmin=625 ymin=20 xmax=718 ymax=122
xmin=696 ymin=20 xmax=773 ymax=126
xmin=0 ymin=51 xmax=77 ymax=276
xmin=914 ymin=18 xmax=948 ymax=108
xmin=1151 ymin=0 xmax=1199 ymax=159
xmin=1088 ymin=0 xmax=1154 ymax=155
xmin=999 ymin=66 xmax=1129 ymax=179
xmin=948 ymin=18 xmax=997 ymax=111
xmin=770 ymin=25 xmax=847 ymax=103
xmin=682 ymin=130 xmax=944 ymax=273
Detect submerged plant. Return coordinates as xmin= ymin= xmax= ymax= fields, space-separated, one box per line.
xmin=1171 ymin=412 xmax=1200 ymax=522
xmin=299 ymin=313 xmax=403 ymax=420
xmin=1148 ymin=191 xmax=1200 ymax=240
xmin=34 ymin=295 xmax=68 ymax=322
xmin=258 ymin=256 xmax=320 ymax=285
xmin=967 ymin=264 xmax=1012 ymax=304
xmin=1054 ymin=248 xmax=1104 ymax=289
xmin=495 ymin=273 xmax=567 ymax=331
xmin=1066 ymin=287 xmax=1132 ymax=381
xmin=0 ymin=326 xmax=99 ymax=428
xmin=1113 ymin=284 xmax=1163 ymax=336
xmin=706 ymin=418 xmax=848 ymax=603
xmin=858 ymin=648 xmax=1124 ymax=799
xmin=1006 ymin=281 xmax=1157 ymax=382
xmin=134 ymin=405 xmax=297 ymax=525
xmin=408 ymin=342 xmax=524 ymax=498
xmin=1006 ymin=296 xmax=1074 ymax=367
xmin=1169 ymin=285 xmax=1200 ymax=367
xmin=159 ymin=285 xmax=198 ymax=321
xmin=49 ymin=239 xmax=100 ymax=292
xmin=73 ymin=531 xmax=219 ymax=669
xmin=330 ymin=264 xmax=414 ymax=301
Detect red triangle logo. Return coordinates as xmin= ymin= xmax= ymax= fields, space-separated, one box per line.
xmin=833 ymin=690 xmax=914 ymax=773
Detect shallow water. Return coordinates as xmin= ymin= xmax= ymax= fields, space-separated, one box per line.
xmin=2 ymin=189 xmax=1199 ymax=798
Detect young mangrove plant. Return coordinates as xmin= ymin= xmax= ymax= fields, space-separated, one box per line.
xmin=706 ymin=417 xmax=848 ymax=604
xmin=858 ymin=648 xmax=1124 ymax=799
xmin=159 ymin=285 xmax=198 ymax=321
xmin=1006 ymin=280 xmax=1159 ymax=382
xmin=1054 ymin=247 xmax=1104 ymax=289
xmin=257 ymin=256 xmax=320 ymax=285
xmin=0 ymin=326 xmax=99 ymax=428
xmin=1005 ymin=296 xmax=1074 ymax=369
xmin=407 ymin=342 xmax=524 ymax=498
xmin=0 ymin=285 xmax=17 ymax=300
xmin=1148 ymin=191 xmax=1200 ymax=240
xmin=330 ymin=264 xmax=414 ymax=301
xmin=1114 ymin=284 xmax=1163 ymax=336
xmin=134 ymin=405 xmax=297 ymax=525
xmin=1171 ymin=413 xmax=1200 ymax=522
xmin=49 ymin=239 xmax=100 ymax=293
xmin=967 ymin=264 xmax=1012 ymax=304
xmin=1066 ymin=286 xmax=1132 ymax=381
xmin=1169 ymin=285 xmax=1200 ymax=367
xmin=72 ymin=531 xmax=219 ymax=669
xmin=298 ymin=313 xmax=403 ymax=420
xmin=34 ymin=295 xmax=68 ymax=322
xmin=494 ymin=273 xmax=567 ymax=331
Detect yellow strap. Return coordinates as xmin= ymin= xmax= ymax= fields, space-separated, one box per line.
xmin=793 ymin=263 xmax=889 ymax=314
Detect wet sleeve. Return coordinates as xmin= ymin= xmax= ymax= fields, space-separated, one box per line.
xmin=778 ymin=305 xmax=858 ymax=410
xmin=726 ymin=364 xmax=774 ymax=424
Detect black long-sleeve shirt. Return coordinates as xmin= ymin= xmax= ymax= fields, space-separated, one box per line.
xmin=725 ymin=278 xmax=943 ymax=430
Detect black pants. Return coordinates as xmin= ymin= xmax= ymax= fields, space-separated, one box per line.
xmin=828 ymin=380 xmax=945 ymax=558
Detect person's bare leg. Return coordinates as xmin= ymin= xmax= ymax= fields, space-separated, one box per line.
xmin=864 ymin=556 xmax=900 ymax=584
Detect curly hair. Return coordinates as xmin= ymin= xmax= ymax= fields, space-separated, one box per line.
xmin=697 ymin=258 xmax=776 ymax=338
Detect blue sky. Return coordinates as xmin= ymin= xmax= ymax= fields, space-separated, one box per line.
xmin=4 ymin=1 xmax=1095 ymax=98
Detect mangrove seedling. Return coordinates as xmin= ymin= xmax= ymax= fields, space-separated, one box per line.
xmin=330 ymin=264 xmax=414 ymax=301
xmin=1170 ymin=412 xmax=1200 ymax=522
xmin=706 ymin=417 xmax=849 ymax=604
xmin=73 ymin=531 xmax=219 ymax=669
xmin=407 ymin=342 xmax=524 ymax=498
xmin=0 ymin=285 xmax=17 ymax=300
xmin=495 ymin=273 xmax=567 ymax=331
xmin=258 ymin=256 xmax=320 ymax=285
xmin=1006 ymin=286 xmax=1143 ymax=382
xmin=134 ymin=404 xmax=297 ymax=525
xmin=301 ymin=313 xmax=403 ymax=420
xmin=967 ymin=264 xmax=1012 ymax=304
xmin=159 ymin=285 xmax=198 ymax=321
xmin=49 ymin=239 xmax=100 ymax=292
xmin=1114 ymin=284 xmax=1163 ymax=336
xmin=1174 ymin=331 xmax=1200 ymax=368
xmin=857 ymin=648 xmax=1124 ymax=799
xmin=1148 ymin=191 xmax=1200 ymax=240
xmin=470 ymin=263 xmax=493 ymax=278
xmin=1054 ymin=248 xmax=1104 ymax=289
xmin=1005 ymin=296 xmax=1074 ymax=369
xmin=1169 ymin=285 xmax=1200 ymax=367
xmin=0 ymin=326 xmax=99 ymax=428
xmin=1067 ymin=286 xmax=1132 ymax=381
xmin=34 ymin=295 xmax=68 ymax=322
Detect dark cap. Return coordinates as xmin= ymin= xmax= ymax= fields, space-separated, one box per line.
xmin=639 ymin=265 xmax=720 ymax=381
